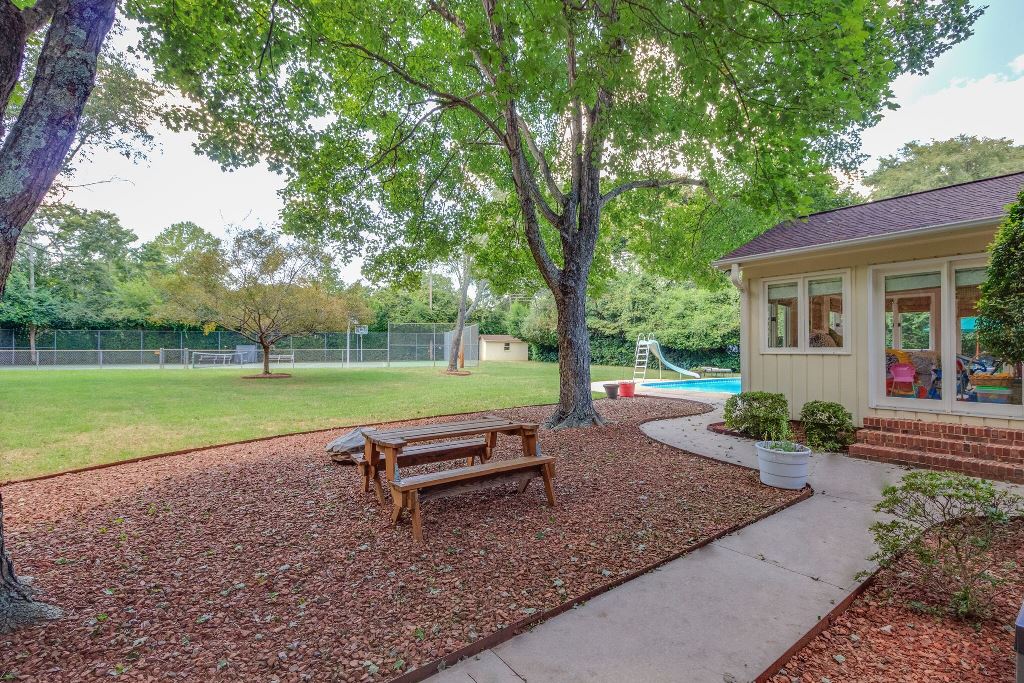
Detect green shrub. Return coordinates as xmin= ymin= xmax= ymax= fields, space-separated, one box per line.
xmin=799 ymin=400 xmax=855 ymax=452
xmin=869 ymin=471 xmax=1024 ymax=620
xmin=978 ymin=188 xmax=1024 ymax=366
xmin=723 ymin=391 xmax=790 ymax=440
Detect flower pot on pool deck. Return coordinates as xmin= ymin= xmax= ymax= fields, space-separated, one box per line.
xmin=618 ymin=381 xmax=636 ymax=398
xmin=603 ymin=383 xmax=620 ymax=399
xmin=755 ymin=441 xmax=812 ymax=489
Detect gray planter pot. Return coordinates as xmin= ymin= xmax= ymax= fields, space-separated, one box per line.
xmin=755 ymin=441 xmax=812 ymax=489
xmin=603 ymin=383 xmax=619 ymax=399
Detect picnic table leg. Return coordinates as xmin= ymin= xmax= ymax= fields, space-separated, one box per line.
xmin=542 ymin=463 xmax=556 ymax=507
xmin=362 ymin=441 xmax=374 ymax=493
xmin=391 ymin=492 xmax=403 ymax=526
xmin=521 ymin=428 xmax=538 ymax=458
xmin=484 ymin=431 xmax=498 ymax=462
xmin=410 ymin=492 xmax=424 ymax=542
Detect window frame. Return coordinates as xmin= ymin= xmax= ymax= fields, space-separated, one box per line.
xmin=868 ymin=254 xmax=1024 ymax=418
xmin=760 ymin=268 xmax=852 ymax=355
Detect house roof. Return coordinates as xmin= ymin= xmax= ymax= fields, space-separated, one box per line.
xmin=479 ymin=335 xmax=524 ymax=343
xmin=715 ymin=171 xmax=1024 ymax=266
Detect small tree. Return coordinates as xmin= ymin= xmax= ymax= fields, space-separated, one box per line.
xmin=160 ymin=227 xmax=367 ymax=375
xmin=977 ymin=188 xmax=1024 ymax=371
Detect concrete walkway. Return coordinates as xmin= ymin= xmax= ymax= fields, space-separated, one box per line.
xmin=432 ymin=396 xmax=908 ymax=683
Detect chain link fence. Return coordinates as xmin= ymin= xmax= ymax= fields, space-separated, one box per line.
xmin=0 ymin=324 xmax=479 ymax=369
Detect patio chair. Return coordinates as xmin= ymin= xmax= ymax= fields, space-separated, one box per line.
xmin=889 ymin=363 xmax=919 ymax=398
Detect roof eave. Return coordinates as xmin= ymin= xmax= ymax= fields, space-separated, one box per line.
xmin=711 ymin=214 xmax=1003 ymax=270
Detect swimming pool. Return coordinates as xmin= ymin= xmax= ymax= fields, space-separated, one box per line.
xmin=641 ymin=377 xmax=741 ymax=394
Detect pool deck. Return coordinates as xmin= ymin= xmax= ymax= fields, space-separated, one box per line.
xmin=591 ymin=377 xmax=738 ymax=401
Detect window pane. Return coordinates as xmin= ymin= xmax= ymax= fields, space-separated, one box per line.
xmin=955 ymin=267 xmax=1022 ymax=407
xmin=808 ymin=277 xmax=844 ymax=348
xmin=767 ymin=282 xmax=798 ymax=349
xmin=884 ymin=271 xmax=941 ymax=400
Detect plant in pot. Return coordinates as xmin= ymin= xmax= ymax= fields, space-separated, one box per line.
xmin=977 ymin=188 xmax=1024 ymax=404
xmin=724 ymin=391 xmax=811 ymax=489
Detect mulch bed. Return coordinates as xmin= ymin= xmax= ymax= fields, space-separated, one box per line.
xmin=768 ymin=518 xmax=1024 ymax=683
xmin=1 ymin=397 xmax=802 ymax=682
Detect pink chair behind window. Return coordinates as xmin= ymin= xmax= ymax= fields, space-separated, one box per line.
xmin=889 ymin=363 xmax=918 ymax=397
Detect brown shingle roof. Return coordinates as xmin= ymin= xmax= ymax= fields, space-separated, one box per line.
xmin=717 ymin=172 xmax=1024 ymax=264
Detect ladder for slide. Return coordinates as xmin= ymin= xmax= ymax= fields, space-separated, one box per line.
xmin=633 ymin=333 xmax=653 ymax=380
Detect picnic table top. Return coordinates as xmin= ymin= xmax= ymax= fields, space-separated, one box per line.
xmin=364 ymin=416 xmax=535 ymax=447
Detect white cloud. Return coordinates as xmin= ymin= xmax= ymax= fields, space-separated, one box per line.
xmin=860 ymin=70 xmax=1024 ymax=171
xmin=1010 ymin=53 xmax=1024 ymax=74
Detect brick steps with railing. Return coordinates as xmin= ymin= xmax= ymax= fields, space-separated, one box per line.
xmin=849 ymin=417 xmax=1024 ymax=484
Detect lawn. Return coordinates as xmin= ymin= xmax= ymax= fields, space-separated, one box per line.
xmin=0 ymin=362 xmax=629 ymax=480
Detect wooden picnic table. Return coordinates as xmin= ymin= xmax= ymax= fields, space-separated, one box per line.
xmin=361 ymin=416 xmax=554 ymax=541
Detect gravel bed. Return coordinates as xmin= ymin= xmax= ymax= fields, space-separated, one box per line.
xmin=1 ymin=397 xmax=801 ymax=682
xmin=770 ymin=518 xmax=1024 ymax=683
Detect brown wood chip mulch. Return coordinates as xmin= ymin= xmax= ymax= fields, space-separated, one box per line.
xmin=770 ymin=518 xmax=1024 ymax=683
xmin=1 ymin=397 xmax=801 ymax=682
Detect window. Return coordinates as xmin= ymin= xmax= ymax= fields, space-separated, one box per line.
xmin=954 ymin=266 xmax=1022 ymax=408
xmin=882 ymin=271 xmax=941 ymax=401
xmin=808 ymin=277 xmax=845 ymax=349
xmin=767 ymin=282 xmax=799 ymax=349
xmin=503 ymin=342 xmax=511 ymax=351
xmin=762 ymin=271 xmax=850 ymax=353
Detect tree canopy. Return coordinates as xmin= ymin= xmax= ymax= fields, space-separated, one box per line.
xmin=978 ymin=188 xmax=1024 ymax=367
xmin=130 ymin=0 xmax=982 ymax=425
xmin=864 ymin=136 xmax=1024 ymax=199
xmin=157 ymin=226 xmax=370 ymax=374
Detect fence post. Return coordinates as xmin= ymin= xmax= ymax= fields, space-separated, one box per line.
xmin=387 ymin=323 xmax=391 ymax=367
xmin=140 ymin=329 xmax=145 ymax=365
xmin=97 ymin=330 xmax=102 ymax=368
xmin=324 ymin=332 xmax=328 ymax=363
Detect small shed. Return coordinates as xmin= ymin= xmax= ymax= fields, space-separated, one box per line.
xmin=479 ymin=335 xmax=529 ymax=361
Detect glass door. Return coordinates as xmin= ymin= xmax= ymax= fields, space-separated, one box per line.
xmin=872 ymin=256 xmax=1024 ymax=417
xmin=880 ymin=270 xmax=944 ymax=405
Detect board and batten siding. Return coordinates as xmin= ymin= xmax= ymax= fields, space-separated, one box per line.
xmin=739 ymin=223 xmax=1023 ymax=428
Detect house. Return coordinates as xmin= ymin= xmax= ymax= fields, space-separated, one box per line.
xmin=479 ymin=335 xmax=529 ymax=361
xmin=714 ymin=172 xmax=1024 ymax=483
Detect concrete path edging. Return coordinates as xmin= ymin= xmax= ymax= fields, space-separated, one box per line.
xmin=431 ymin=395 xmax=909 ymax=683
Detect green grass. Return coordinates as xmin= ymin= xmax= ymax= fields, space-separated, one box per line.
xmin=0 ymin=362 xmax=630 ymax=481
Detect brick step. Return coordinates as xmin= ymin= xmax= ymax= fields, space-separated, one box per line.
xmin=861 ymin=417 xmax=1024 ymax=445
xmin=857 ymin=429 xmax=1024 ymax=465
xmin=848 ymin=443 xmax=1024 ymax=485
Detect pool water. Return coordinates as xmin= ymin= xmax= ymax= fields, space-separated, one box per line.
xmin=641 ymin=378 xmax=741 ymax=394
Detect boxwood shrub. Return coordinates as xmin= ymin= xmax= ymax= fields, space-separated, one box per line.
xmin=723 ymin=391 xmax=790 ymax=440
xmin=799 ymin=400 xmax=856 ymax=452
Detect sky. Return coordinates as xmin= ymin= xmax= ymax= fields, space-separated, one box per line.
xmin=62 ymin=0 xmax=1024 ymax=279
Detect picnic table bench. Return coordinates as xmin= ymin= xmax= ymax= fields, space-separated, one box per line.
xmin=362 ymin=417 xmax=555 ymax=542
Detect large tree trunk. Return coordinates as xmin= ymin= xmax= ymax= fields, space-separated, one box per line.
xmin=29 ymin=322 xmax=36 ymax=363
xmin=0 ymin=0 xmax=116 ymax=296
xmin=547 ymin=262 xmax=602 ymax=429
xmin=0 ymin=0 xmax=115 ymax=631
xmin=0 ymin=492 xmax=61 ymax=633
xmin=0 ymin=2 xmax=28 ymax=142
